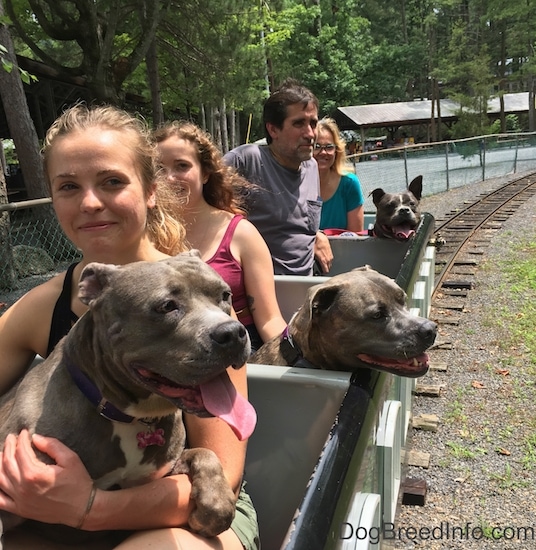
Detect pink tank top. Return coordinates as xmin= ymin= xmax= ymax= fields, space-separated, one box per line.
xmin=206 ymin=215 xmax=253 ymax=326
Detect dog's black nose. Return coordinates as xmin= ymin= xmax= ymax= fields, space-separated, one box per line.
xmin=420 ymin=320 xmax=438 ymax=346
xmin=211 ymin=320 xmax=248 ymax=348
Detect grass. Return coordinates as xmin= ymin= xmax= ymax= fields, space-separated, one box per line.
xmin=522 ymin=433 xmax=536 ymax=470
xmin=487 ymin=238 xmax=536 ymax=472
xmin=444 ymin=386 xmax=468 ymax=425
xmin=496 ymin=241 xmax=536 ymax=372
xmin=442 ymin=236 xmax=536 ymax=483
xmin=489 ymin=463 xmax=531 ymax=490
xmin=446 ymin=440 xmax=487 ymax=460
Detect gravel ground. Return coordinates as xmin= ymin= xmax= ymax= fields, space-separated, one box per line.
xmin=391 ymin=170 xmax=536 ymax=549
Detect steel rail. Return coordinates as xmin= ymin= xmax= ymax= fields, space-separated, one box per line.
xmin=432 ymin=172 xmax=536 ymax=294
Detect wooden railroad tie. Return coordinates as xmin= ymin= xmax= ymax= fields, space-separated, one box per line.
xmin=401 ymin=476 xmax=428 ymax=506
xmin=429 ymin=361 xmax=448 ymax=372
xmin=432 ymin=312 xmax=462 ymax=325
xmin=414 ymin=383 xmax=443 ymax=397
xmin=402 ymin=449 xmax=431 ymax=469
xmin=439 ymin=288 xmax=468 ymax=298
xmin=412 ymin=413 xmax=440 ymax=432
xmin=441 ymin=280 xmax=474 ymax=290
xmin=432 ymin=299 xmax=465 ymax=311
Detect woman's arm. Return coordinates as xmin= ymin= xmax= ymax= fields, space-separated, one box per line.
xmin=0 ymin=278 xmax=61 ymax=394
xmin=232 ymin=219 xmax=287 ymax=343
xmin=0 ymin=362 xmax=250 ymax=532
xmin=346 ymin=205 xmax=365 ymax=233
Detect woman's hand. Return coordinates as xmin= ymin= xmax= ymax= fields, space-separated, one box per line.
xmin=0 ymin=430 xmax=93 ymax=527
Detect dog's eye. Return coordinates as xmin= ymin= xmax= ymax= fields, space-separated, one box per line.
xmin=222 ymin=290 xmax=232 ymax=303
xmin=156 ymin=300 xmax=179 ymax=313
xmin=371 ymin=307 xmax=388 ymax=320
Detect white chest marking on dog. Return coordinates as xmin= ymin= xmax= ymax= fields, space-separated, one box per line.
xmin=96 ymin=423 xmax=173 ymax=489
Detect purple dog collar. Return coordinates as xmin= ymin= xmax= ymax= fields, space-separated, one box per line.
xmin=66 ymin=360 xmax=166 ymax=449
xmin=66 ymin=360 xmax=136 ymax=424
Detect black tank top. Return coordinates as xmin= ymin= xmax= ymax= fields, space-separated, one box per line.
xmin=46 ymin=263 xmax=79 ymax=357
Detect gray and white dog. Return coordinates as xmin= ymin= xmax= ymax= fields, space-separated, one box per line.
xmin=0 ymin=251 xmax=256 ymax=546
xmin=371 ymin=175 xmax=423 ymax=241
xmin=252 ymin=266 xmax=436 ymax=377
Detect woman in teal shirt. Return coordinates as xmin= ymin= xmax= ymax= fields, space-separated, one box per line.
xmin=314 ymin=117 xmax=364 ymax=231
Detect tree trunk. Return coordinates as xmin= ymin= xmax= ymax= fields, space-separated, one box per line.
xmin=435 ymin=78 xmax=442 ymax=141
xmin=430 ymin=78 xmax=436 ymax=142
xmin=146 ymin=38 xmax=164 ymax=128
xmin=529 ymin=86 xmax=536 ymax=132
xmin=0 ymin=1 xmax=47 ymax=200
xmin=0 ymin=141 xmax=16 ymax=289
xmin=208 ymin=105 xmax=215 ymax=140
xmin=0 ymin=0 xmax=76 ymax=263
xmin=213 ymin=107 xmax=222 ymax=150
xmin=228 ymin=108 xmax=236 ymax=150
xmin=220 ymin=99 xmax=228 ymax=154
xmin=499 ymin=24 xmax=507 ymax=132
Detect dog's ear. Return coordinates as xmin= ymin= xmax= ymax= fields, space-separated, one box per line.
xmin=310 ymin=285 xmax=339 ymax=318
xmin=408 ymin=175 xmax=423 ymax=200
xmin=78 ymin=263 xmax=121 ymax=305
xmin=370 ymin=188 xmax=385 ymax=206
xmin=351 ymin=265 xmax=372 ymax=273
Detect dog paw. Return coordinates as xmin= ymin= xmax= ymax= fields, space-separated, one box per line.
xmin=178 ymin=448 xmax=236 ymax=537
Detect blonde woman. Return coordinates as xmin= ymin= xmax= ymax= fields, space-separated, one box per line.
xmin=314 ymin=117 xmax=364 ymax=232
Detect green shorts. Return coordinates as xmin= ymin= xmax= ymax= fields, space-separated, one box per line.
xmin=231 ymin=482 xmax=260 ymax=550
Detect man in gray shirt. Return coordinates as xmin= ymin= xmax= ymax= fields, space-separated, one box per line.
xmin=224 ymin=79 xmax=333 ymax=276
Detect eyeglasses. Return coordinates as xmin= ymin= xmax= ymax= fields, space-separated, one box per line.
xmin=314 ymin=143 xmax=336 ymax=153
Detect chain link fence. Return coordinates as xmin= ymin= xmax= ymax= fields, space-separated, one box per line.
xmin=1 ymin=132 xmax=536 ymax=292
xmin=350 ymin=132 xmax=536 ymax=210
xmin=0 ymin=199 xmax=81 ymax=291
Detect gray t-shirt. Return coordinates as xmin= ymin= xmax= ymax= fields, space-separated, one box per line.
xmin=224 ymin=144 xmax=321 ymax=275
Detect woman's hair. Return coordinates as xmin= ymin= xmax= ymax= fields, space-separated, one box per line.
xmin=153 ymin=120 xmax=247 ymax=215
xmin=316 ymin=117 xmax=348 ymax=176
xmin=42 ymin=103 xmax=186 ymax=255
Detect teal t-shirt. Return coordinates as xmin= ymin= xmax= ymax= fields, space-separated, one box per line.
xmin=319 ymin=172 xmax=364 ymax=230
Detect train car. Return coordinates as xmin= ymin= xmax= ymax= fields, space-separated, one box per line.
xmin=245 ymin=212 xmax=436 ymax=550
xmin=12 ymin=213 xmax=436 ymax=549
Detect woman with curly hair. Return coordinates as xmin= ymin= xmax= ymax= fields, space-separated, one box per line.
xmin=154 ymin=121 xmax=286 ymax=353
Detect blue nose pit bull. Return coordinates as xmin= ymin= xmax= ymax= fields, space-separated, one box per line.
xmin=0 ymin=251 xmax=256 ymax=546
xmin=252 ymin=266 xmax=436 ymax=377
xmin=371 ymin=175 xmax=423 ymax=241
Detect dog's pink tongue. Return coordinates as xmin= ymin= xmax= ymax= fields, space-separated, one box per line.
xmin=393 ymin=224 xmax=415 ymax=239
xmin=200 ymin=373 xmax=257 ymax=441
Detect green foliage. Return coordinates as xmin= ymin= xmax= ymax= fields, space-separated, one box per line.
xmin=0 ymin=41 xmax=37 ymax=83
xmin=489 ymin=114 xmax=522 ymax=134
xmin=263 ymin=1 xmax=372 ymax=115
xmin=4 ymin=0 xmax=536 ymax=139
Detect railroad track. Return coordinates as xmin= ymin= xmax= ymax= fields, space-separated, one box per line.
xmin=398 ymin=174 xmax=536 ymax=512
xmin=432 ymin=172 xmax=536 ymax=298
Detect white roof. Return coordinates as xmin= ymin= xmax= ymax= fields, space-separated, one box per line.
xmin=336 ymin=92 xmax=531 ymax=130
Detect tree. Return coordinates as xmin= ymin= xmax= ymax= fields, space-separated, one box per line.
xmin=434 ymin=1 xmax=494 ymax=138
xmin=261 ymin=0 xmax=372 ymax=115
xmin=0 ymin=142 xmax=16 ymax=290
xmin=0 ymin=0 xmax=47 ymax=199
xmin=5 ymin=0 xmax=169 ymax=105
